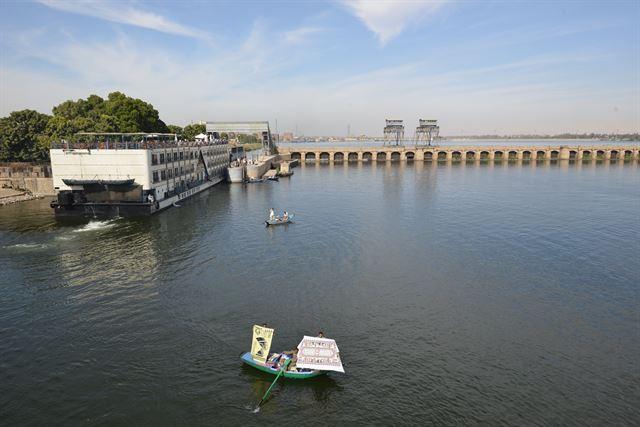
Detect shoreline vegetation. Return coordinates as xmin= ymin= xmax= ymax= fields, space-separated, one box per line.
xmin=1 ymin=92 xmax=637 ymax=165
xmin=0 ymin=92 xmax=259 ymax=164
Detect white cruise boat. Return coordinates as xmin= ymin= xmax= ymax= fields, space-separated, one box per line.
xmin=49 ymin=133 xmax=229 ymax=217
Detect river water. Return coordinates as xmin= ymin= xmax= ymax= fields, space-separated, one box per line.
xmin=1 ymin=159 xmax=639 ymax=425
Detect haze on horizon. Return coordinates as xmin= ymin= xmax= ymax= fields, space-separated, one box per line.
xmin=0 ymin=0 xmax=638 ymax=136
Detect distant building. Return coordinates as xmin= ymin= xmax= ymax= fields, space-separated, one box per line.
xmin=282 ymin=132 xmax=294 ymax=142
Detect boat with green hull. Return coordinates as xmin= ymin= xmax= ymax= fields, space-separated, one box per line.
xmin=240 ymin=352 xmax=326 ymax=379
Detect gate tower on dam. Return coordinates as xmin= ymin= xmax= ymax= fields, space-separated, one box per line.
xmin=383 ymin=119 xmax=404 ymax=146
xmin=415 ymin=119 xmax=440 ymax=146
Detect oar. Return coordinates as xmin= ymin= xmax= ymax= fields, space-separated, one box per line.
xmin=257 ymin=359 xmax=290 ymax=408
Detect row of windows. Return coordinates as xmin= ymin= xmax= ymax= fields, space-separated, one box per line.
xmin=153 ymin=165 xmax=196 ymax=183
xmin=152 ymin=163 xmax=227 ymax=183
xmin=151 ymin=149 xmax=228 ymax=166
xmin=152 ymin=151 xmax=194 ymax=165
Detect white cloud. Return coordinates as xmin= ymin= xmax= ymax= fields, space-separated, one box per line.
xmin=341 ymin=0 xmax=447 ymax=45
xmin=1 ymin=19 xmax=636 ymax=135
xmin=283 ymin=26 xmax=324 ymax=44
xmin=38 ymin=0 xmax=205 ymax=39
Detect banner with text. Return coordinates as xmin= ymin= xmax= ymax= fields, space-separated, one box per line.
xmin=250 ymin=325 xmax=274 ymax=364
xmin=296 ymin=336 xmax=345 ymax=373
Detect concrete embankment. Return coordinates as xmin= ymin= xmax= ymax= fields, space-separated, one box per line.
xmin=0 ymin=163 xmax=54 ymax=206
xmin=246 ymin=155 xmax=279 ymax=179
xmin=0 ymin=188 xmax=47 ymax=206
xmin=1 ymin=163 xmax=54 ymax=193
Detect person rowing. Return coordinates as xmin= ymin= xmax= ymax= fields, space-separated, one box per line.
xmin=283 ymin=211 xmax=289 ymax=221
xmin=269 ymin=208 xmax=275 ymax=221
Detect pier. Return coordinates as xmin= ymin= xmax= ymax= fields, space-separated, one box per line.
xmin=278 ymin=145 xmax=639 ymax=163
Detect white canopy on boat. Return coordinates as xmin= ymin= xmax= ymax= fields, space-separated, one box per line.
xmin=296 ymin=336 xmax=345 ymax=373
xmin=195 ymin=133 xmax=207 ymax=140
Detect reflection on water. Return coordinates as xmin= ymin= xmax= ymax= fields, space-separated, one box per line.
xmin=0 ymin=159 xmax=639 ymax=425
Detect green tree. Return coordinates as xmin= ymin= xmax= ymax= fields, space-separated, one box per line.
xmin=182 ymin=123 xmax=205 ymax=140
xmin=102 ymin=92 xmax=168 ymax=133
xmin=1 ymin=92 xmax=174 ymax=162
xmin=167 ymin=124 xmax=183 ymax=135
xmin=0 ymin=110 xmax=51 ymax=162
xmin=238 ymin=134 xmax=259 ymax=145
xmin=47 ymin=92 xmax=169 ymax=141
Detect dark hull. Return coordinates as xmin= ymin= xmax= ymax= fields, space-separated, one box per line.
xmin=52 ymin=177 xmax=224 ymax=218
xmin=53 ymin=202 xmax=154 ymax=218
xmin=265 ymin=218 xmax=292 ymax=226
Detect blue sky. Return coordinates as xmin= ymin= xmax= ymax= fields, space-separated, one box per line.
xmin=0 ymin=0 xmax=638 ymax=135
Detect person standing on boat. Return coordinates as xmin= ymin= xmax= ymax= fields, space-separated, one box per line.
xmin=269 ymin=208 xmax=275 ymax=221
xmin=283 ymin=211 xmax=289 ymax=221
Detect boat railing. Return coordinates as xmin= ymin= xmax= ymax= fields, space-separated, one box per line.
xmin=52 ymin=140 xmax=229 ymax=150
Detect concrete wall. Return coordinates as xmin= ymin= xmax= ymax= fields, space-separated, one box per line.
xmin=50 ymin=149 xmax=151 ymax=191
xmin=246 ymin=155 xmax=278 ymax=179
xmin=0 ymin=163 xmax=55 ymax=195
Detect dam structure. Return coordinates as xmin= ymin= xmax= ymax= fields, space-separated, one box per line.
xmin=278 ymin=145 xmax=639 ymax=163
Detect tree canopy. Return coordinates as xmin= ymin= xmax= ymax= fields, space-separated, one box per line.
xmin=0 ymin=92 xmax=186 ymax=162
xmin=182 ymin=123 xmax=205 ymax=141
xmin=238 ymin=134 xmax=259 ymax=145
xmin=47 ymin=92 xmax=168 ymax=137
xmin=0 ymin=110 xmax=51 ymax=162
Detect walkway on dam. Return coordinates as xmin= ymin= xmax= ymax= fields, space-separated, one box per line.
xmin=278 ymin=145 xmax=639 ymax=162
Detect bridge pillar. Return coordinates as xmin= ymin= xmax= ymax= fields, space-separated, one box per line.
xmin=517 ymin=150 xmax=523 ymax=160
xmin=415 ymin=150 xmax=425 ymax=161
xmin=605 ymin=150 xmax=611 ymax=160
xmin=530 ymin=150 xmax=537 ymax=160
xmin=559 ymin=147 xmax=571 ymax=160
xmin=446 ymin=150 xmax=453 ymax=161
xmin=329 ymin=152 xmax=334 ymax=163
xmin=400 ymin=152 xmax=406 ymax=161
xmin=315 ymin=152 xmax=321 ymax=163
xmin=371 ymin=151 xmax=378 ymax=162
xmin=358 ymin=152 xmax=363 ymax=162
xmin=576 ymin=150 xmax=583 ymax=160
xmin=488 ymin=151 xmax=495 ymax=160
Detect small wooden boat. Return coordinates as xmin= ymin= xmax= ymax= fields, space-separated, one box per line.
xmin=246 ymin=178 xmax=264 ymax=183
xmin=266 ymin=176 xmax=279 ymax=181
xmin=240 ymin=352 xmax=325 ymax=379
xmin=265 ymin=217 xmax=292 ymax=226
xmin=277 ymin=171 xmax=293 ymax=177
